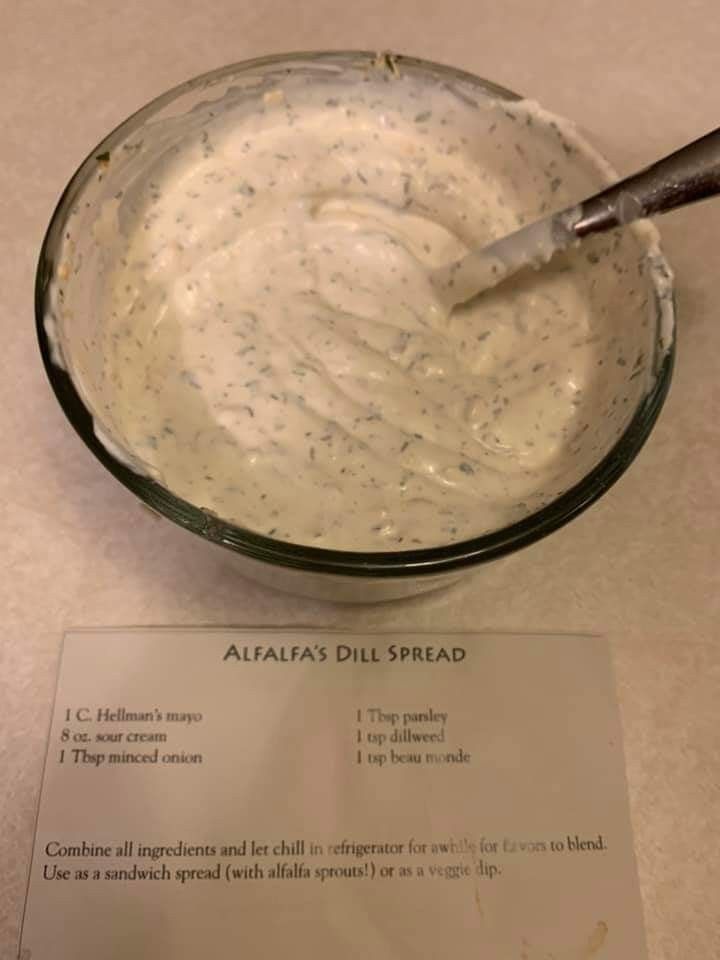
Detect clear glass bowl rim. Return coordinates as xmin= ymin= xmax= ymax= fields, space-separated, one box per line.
xmin=35 ymin=49 xmax=675 ymax=579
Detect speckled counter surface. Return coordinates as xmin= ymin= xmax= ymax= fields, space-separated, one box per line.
xmin=1 ymin=2 xmax=718 ymax=957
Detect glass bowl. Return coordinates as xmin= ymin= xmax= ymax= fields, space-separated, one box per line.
xmin=36 ymin=51 xmax=675 ymax=602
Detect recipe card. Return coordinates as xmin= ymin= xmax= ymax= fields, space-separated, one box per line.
xmin=21 ymin=630 xmax=647 ymax=959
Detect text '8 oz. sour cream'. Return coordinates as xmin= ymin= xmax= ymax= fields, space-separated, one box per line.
xmin=52 ymin=58 xmax=667 ymax=550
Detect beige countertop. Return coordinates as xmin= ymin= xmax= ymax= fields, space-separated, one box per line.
xmin=1 ymin=2 xmax=718 ymax=956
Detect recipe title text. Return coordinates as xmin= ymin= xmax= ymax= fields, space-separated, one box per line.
xmin=222 ymin=644 xmax=466 ymax=664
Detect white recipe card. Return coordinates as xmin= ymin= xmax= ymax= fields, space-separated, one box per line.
xmin=21 ymin=630 xmax=647 ymax=959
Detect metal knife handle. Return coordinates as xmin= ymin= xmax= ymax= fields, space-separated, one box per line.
xmin=570 ymin=126 xmax=720 ymax=237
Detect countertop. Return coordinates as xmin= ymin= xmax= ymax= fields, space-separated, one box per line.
xmin=1 ymin=2 xmax=718 ymax=957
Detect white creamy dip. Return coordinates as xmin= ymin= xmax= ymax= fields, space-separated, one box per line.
xmin=51 ymin=59 xmax=666 ymax=550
